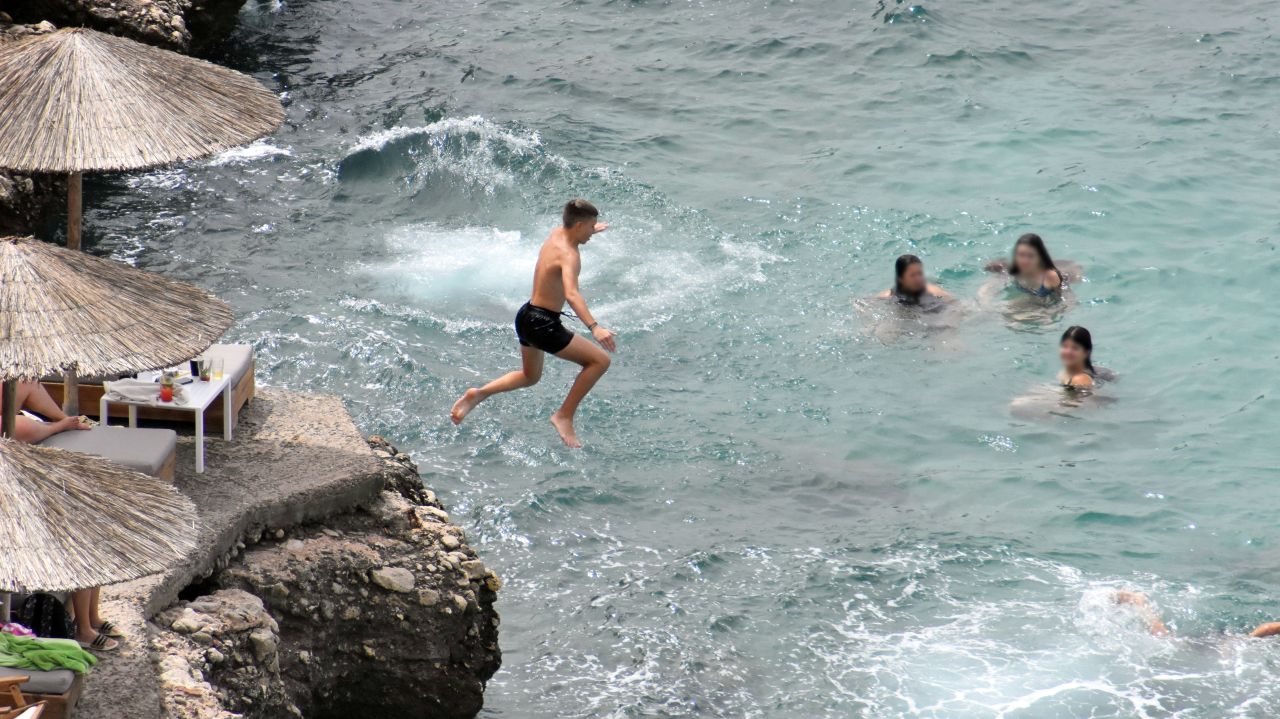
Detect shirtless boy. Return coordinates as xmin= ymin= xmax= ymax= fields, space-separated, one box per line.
xmin=450 ymin=199 xmax=616 ymax=447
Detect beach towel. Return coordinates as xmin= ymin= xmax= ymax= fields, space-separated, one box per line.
xmin=0 ymin=633 xmax=97 ymax=674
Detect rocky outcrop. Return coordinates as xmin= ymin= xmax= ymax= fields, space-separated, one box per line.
xmin=150 ymin=438 xmax=502 ymax=719
xmin=2 ymin=0 xmax=247 ymax=51
xmin=152 ymin=589 xmax=298 ymax=719
xmin=0 ymin=169 xmax=63 ymax=237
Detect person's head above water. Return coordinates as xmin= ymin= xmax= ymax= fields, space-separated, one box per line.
xmin=1011 ymin=233 xmax=1057 ymax=276
xmin=894 ymin=254 xmax=926 ymax=302
xmin=563 ymin=198 xmax=600 ymax=243
xmin=1060 ymin=325 xmax=1095 ymax=374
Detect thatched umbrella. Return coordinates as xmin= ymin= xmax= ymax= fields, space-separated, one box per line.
xmin=0 ymin=26 xmax=285 ymax=250
xmin=0 ymin=235 xmax=233 ymax=432
xmin=0 ymin=437 xmax=197 ymax=593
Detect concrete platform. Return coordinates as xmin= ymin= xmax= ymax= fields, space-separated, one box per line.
xmin=75 ymin=388 xmax=386 ymax=719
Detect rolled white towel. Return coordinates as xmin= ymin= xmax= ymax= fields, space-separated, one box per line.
xmin=104 ymin=378 xmax=186 ymax=403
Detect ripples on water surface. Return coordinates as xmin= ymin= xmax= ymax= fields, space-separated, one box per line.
xmin=75 ymin=0 xmax=1280 ymax=715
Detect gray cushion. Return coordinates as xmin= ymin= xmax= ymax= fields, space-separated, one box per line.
xmin=38 ymin=426 xmax=176 ymax=476
xmin=203 ymin=344 xmax=252 ymax=385
xmin=0 ymin=665 xmax=76 ymax=694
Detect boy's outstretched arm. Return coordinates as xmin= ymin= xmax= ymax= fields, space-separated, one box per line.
xmin=1250 ymin=622 xmax=1280 ymax=638
xmin=561 ymin=253 xmax=616 ymax=352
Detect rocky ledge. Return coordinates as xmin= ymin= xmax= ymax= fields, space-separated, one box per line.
xmin=149 ymin=438 xmax=502 ymax=719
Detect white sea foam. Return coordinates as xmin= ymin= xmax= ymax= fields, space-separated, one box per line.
xmin=344 ymin=116 xmax=560 ymax=196
xmin=775 ymin=548 xmax=1280 ymax=718
xmin=375 ymin=225 xmax=534 ymax=303
xmin=367 ymin=220 xmax=779 ymax=335
xmin=346 ymin=115 xmax=542 ymax=156
xmin=209 ymin=141 xmax=293 ymax=166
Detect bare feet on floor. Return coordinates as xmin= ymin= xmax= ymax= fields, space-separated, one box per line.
xmin=549 ymin=412 xmax=582 ymax=448
xmin=450 ymin=388 xmax=485 ymax=425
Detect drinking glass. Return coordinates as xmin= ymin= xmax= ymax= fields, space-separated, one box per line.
xmin=197 ymin=357 xmax=212 ymax=381
xmin=213 ymin=358 xmax=225 ymax=380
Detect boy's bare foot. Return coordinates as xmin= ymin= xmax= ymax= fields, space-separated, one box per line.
xmin=450 ymin=389 xmax=485 ymax=425
xmin=549 ymin=412 xmax=582 ymax=448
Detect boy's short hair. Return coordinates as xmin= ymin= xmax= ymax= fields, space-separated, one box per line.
xmin=563 ymin=198 xmax=599 ymax=228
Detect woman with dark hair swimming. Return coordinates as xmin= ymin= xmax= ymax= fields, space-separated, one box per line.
xmin=1010 ymin=325 xmax=1113 ymax=416
xmin=979 ymin=233 xmax=1081 ymax=324
xmin=1059 ymin=325 xmax=1096 ymax=389
xmin=857 ymin=254 xmax=961 ymax=343
xmin=877 ymin=254 xmax=952 ymax=305
xmin=1007 ymin=233 xmax=1064 ymax=298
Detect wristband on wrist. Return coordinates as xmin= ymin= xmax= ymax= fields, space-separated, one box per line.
xmin=587 ymin=321 xmax=599 ymax=331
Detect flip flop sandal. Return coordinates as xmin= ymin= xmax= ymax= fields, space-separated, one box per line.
xmin=78 ymin=634 xmax=119 ymax=652
xmin=96 ymin=620 xmax=123 ymax=638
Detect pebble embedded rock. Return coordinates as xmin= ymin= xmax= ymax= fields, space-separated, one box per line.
xmin=371 ymin=566 xmax=416 ymax=593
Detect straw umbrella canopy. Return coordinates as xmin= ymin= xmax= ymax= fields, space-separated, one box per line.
xmin=0 ymin=437 xmax=197 ymax=592
xmin=0 ymin=26 xmax=285 ymax=250
xmin=0 ymin=235 xmax=233 ymax=433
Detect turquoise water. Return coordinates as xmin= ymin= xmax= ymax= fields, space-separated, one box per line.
xmin=76 ymin=0 xmax=1280 ymax=715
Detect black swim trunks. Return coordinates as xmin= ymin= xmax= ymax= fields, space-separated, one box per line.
xmin=515 ymin=302 xmax=575 ymax=354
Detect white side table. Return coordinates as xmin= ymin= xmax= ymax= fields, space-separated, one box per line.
xmin=100 ymin=372 xmax=233 ymax=473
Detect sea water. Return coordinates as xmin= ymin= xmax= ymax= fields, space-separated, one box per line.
xmin=80 ymin=0 xmax=1280 ymax=716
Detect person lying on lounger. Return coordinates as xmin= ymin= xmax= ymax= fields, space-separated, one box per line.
xmin=0 ymin=381 xmax=90 ymax=443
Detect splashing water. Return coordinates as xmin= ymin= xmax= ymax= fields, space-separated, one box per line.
xmin=80 ymin=0 xmax=1280 ymax=716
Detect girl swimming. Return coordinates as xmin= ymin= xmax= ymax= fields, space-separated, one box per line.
xmin=1010 ymin=326 xmax=1112 ymax=416
xmin=978 ymin=234 xmax=1082 ymax=325
xmin=877 ymin=254 xmax=952 ymax=305
xmin=1008 ymin=233 xmax=1064 ymax=298
xmin=1059 ymin=325 xmax=1095 ymax=389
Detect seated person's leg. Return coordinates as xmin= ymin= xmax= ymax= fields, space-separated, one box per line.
xmin=20 ymin=380 xmax=71 ymax=421
xmin=0 ymin=382 xmax=87 ymax=443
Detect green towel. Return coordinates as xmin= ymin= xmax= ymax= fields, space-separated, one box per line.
xmin=0 ymin=633 xmax=97 ymax=674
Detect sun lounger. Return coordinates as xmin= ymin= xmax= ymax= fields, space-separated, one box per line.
xmin=41 ymin=343 xmax=256 ymax=426
xmin=0 ymin=670 xmax=72 ymax=719
xmin=3 ymin=704 xmax=46 ymax=719
xmin=37 ymin=427 xmax=177 ymax=482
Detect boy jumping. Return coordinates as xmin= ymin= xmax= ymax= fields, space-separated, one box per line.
xmin=451 ymin=199 xmax=616 ymax=447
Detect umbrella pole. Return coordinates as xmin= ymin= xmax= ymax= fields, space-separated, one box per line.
xmin=67 ymin=171 xmax=83 ymax=250
xmin=2 ymin=378 xmax=17 ymax=439
xmin=63 ymin=170 xmax=83 ymax=412
xmin=63 ymin=369 xmax=80 ymax=417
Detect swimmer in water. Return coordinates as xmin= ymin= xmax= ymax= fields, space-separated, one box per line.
xmin=1113 ymin=590 xmax=1280 ymax=639
xmin=984 ymin=233 xmax=1082 ymax=292
xmin=877 ymin=254 xmax=953 ymax=305
xmin=1008 ymin=233 xmax=1064 ymax=298
xmin=1010 ymin=325 xmax=1111 ymax=415
xmin=450 ymin=199 xmax=617 ymax=448
xmin=1059 ymin=325 xmax=1096 ymax=390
